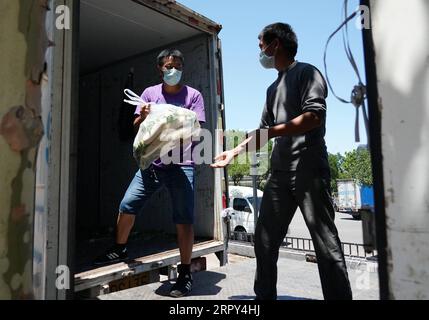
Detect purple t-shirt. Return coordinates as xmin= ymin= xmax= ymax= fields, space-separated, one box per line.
xmin=134 ymin=84 xmax=206 ymax=168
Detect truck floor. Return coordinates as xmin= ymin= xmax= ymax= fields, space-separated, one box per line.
xmin=76 ymin=232 xmax=212 ymax=273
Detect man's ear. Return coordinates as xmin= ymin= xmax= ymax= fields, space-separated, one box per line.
xmin=274 ymin=39 xmax=281 ymax=52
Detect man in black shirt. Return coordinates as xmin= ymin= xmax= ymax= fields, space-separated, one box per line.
xmin=212 ymin=23 xmax=352 ymax=300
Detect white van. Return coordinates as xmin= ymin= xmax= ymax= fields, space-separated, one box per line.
xmin=226 ymin=186 xmax=264 ymax=235
xmin=225 ymin=185 xmax=292 ymax=238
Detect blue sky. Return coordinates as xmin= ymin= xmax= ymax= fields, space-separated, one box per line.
xmin=179 ymin=0 xmax=368 ymax=155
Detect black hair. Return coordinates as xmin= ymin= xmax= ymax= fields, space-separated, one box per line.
xmin=157 ymin=49 xmax=185 ymax=67
xmin=258 ymin=23 xmax=298 ymax=59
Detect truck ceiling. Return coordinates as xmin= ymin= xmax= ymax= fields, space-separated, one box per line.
xmin=80 ymin=0 xmax=222 ymax=73
xmin=133 ymin=0 xmax=222 ymax=34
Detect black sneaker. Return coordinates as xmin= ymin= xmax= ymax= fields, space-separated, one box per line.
xmin=170 ymin=273 xmax=193 ymax=298
xmin=93 ymin=245 xmax=128 ymax=266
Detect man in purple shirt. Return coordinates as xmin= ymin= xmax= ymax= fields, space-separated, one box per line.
xmin=95 ymin=49 xmax=205 ymax=298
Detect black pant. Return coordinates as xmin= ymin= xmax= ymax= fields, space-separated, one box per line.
xmin=254 ymin=168 xmax=353 ymax=300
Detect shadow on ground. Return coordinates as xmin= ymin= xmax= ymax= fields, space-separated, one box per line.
xmin=154 ymin=271 xmax=226 ymax=297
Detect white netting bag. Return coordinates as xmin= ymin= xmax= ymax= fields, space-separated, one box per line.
xmin=124 ymin=89 xmax=201 ymax=170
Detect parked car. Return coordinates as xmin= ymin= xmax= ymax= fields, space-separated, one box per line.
xmin=226 ymin=186 xmax=263 ymax=235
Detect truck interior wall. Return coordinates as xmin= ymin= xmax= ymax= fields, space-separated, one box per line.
xmin=76 ymin=34 xmax=216 ymax=243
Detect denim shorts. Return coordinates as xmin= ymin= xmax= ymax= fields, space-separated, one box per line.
xmin=119 ymin=165 xmax=195 ymax=224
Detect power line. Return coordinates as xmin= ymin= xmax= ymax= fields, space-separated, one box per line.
xmin=323 ymin=0 xmax=370 ymax=147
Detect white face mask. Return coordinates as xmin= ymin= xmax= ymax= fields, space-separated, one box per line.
xmin=163 ymin=68 xmax=182 ymax=86
xmin=259 ymin=41 xmax=277 ymax=69
xmin=259 ymin=51 xmax=276 ymax=69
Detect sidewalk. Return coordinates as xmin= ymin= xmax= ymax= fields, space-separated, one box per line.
xmin=98 ymin=253 xmax=379 ymax=300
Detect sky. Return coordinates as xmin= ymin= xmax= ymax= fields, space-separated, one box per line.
xmin=179 ymin=0 xmax=368 ymax=155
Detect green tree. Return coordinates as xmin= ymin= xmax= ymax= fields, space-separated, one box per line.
xmin=340 ymin=148 xmax=373 ymax=186
xmin=224 ymin=130 xmax=247 ymax=150
xmin=228 ymin=158 xmax=250 ymax=186
xmin=328 ymin=152 xmax=344 ymax=192
xmin=224 ymin=130 xmax=249 ymax=185
xmin=224 ymin=130 xmax=273 ymax=187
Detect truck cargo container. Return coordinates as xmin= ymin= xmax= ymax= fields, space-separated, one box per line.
xmin=32 ymin=0 xmax=228 ymax=299
xmin=337 ymin=179 xmax=374 ymax=219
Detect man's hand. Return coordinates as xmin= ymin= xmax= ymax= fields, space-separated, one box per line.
xmin=210 ymin=150 xmax=236 ymax=168
xmin=133 ymin=103 xmax=151 ymax=132
xmin=211 ymin=137 xmax=253 ymax=168
xmin=140 ymin=103 xmax=151 ymax=121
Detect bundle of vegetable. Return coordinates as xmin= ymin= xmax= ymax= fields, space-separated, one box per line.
xmin=124 ymin=89 xmax=201 ymax=170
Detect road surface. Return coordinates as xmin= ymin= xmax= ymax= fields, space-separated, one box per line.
xmin=288 ymin=209 xmax=364 ymax=244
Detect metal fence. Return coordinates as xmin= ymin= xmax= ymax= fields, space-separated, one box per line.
xmin=230 ymin=231 xmax=377 ymax=259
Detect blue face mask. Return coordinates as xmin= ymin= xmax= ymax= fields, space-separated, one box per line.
xmin=163 ymin=68 xmax=182 ymax=86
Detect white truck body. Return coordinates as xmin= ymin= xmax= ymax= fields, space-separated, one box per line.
xmin=337 ymin=179 xmax=362 ymax=213
xmin=34 ymin=0 xmax=228 ymax=299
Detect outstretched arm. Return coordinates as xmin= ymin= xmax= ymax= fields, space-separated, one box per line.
xmin=211 ymin=111 xmax=322 ymax=168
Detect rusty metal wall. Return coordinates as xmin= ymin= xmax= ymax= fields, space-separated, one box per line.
xmin=0 ymin=0 xmax=51 ymax=299
xmin=77 ymin=34 xmax=215 ymax=241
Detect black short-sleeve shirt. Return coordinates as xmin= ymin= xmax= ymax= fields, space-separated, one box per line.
xmin=260 ymin=61 xmax=330 ymax=172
